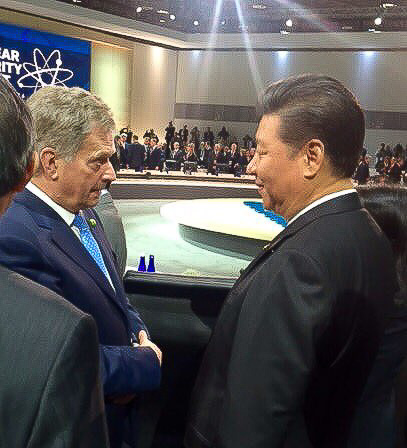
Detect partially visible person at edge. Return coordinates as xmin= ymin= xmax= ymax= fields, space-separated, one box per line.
xmin=348 ymin=185 xmax=407 ymax=448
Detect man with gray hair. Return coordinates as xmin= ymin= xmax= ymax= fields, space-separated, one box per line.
xmin=0 ymin=86 xmax=162 ymax=448
xmin=0 ymin=78 xmax=109 ymax=446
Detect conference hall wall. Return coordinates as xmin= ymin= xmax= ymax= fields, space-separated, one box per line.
xmin=0 ymin=8 xmax=177 ymax=139
xmin=175 ymin=50 xmax=407 ymax=153
xmin=2 ymin=7 xmax=407 ymax=152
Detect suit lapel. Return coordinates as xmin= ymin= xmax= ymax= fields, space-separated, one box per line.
xmin=50 ymin=221 xmax=119 ymax=302
xmin=15 ymin=189 xmax=122 ymax=307
xmin=84 ymin=209 xmax=126 ymax=299
xmin=236 ymin=193 xmax=362 ymax=285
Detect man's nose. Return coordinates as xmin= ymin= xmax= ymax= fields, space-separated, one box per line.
xmin=104 ymin=160 xmax=116 ymax=182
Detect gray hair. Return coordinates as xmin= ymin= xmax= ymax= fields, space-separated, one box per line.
xmin=0 ymin=76 xmax=33 ymax=196
xmin=27 ymin=86 xmax=115 ymax=165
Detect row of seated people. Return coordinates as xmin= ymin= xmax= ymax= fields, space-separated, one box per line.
xmin=374 ymin=143 xmax=407 ymax=184
xmin=376 ymin=142 xmax=406 ymax=163
xmin=354 ymin=151 xmax=406 ymax=185
xmin=114 ymin=134 xmax=256 ymax=176
xmin=376 ymin=156 xmax=406 ymax=181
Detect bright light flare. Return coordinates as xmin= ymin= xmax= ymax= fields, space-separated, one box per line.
xmin=233 ymin=0 xmax=263 ymax=97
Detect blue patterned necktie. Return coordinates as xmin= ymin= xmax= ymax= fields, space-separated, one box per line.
xmin=72 ymin=214 xmax=110 ymax=279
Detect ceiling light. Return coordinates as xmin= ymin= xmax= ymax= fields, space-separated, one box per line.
xmin=369 ymin=28 xmax=382 ymax=33
xmin=381 ymin=3 xmax=396 ymax=8
xmin=252 ymin=4 xmax=267 ymax=9
xmin=160 ymin=19 xmax=165 ymax=23
xmin=193 ymin=20 xmax=199 ymax=26
xmin=286 ymin=19 xmax=293 ymax=27
xmin=157 ymin=9 xmax=169 ymax=15
xmin=170 ymin=14 xmax=176 ymax=21
xmin=136 ymin=6 xmax=142 ymax=13
xmin=280 ymin=30 xmax=290 ymax=35
xmin=342 ymin=25 xmax=353 ymax=30
xmin=374 ymin=17 xmax=382 ymax=26
xmin=72 ymin=0 xmax=81 ymax=3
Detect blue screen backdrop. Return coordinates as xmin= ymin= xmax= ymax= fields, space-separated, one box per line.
xmin=0 ymin=22 xmax=91 ymax=98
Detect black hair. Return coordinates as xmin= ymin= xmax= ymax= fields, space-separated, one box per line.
xmin=259 ymin=73 xmax=365 ymax=178
xmin=0 ymin=76 xmax=33 ymax=196
xmin=358 ymin=185 xmax=407 ymax=303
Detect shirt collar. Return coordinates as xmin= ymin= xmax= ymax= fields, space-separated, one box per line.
xmin=26 ymin=182 xmax=76 ymax=226
xmin=287 ymin=189 xmax=357 ymax=227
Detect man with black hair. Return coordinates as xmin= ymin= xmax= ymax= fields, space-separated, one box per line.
xmin=149 ymin=136 xmax=162 ymax=170
xmin=127 ymin=135 xmax=145 ymax=172
xmin=165 ymin=121 xmax=175 ymax=150
xmin=185 ymin=74 xmax=398 ymax=448
xmin=354 ymin=151 xmax=370 ymax=185
xmin=204 ymin=126 xmax=215 ymax=147
xmin=0 ymin=77 xmax=108 ymax=448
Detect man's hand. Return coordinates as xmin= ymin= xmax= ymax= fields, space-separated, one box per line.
xmin=139 ymin=330 xmax=162 ymax=366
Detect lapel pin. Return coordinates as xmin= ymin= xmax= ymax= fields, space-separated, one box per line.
xmin=87 ymin=218 xmax=97 ymax=228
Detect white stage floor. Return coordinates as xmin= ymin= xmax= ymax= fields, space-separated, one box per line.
xmin=116 ymin=199 xmax=285 ymax=278
xmin=160 ymin=198 xmax=285 ymax=242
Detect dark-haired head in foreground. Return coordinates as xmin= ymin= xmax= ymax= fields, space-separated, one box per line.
xmin=358 ymin=185 xmax=407 ymax=302
xmin=0 ymin=76 xmax=33 ymax=212
xmin=348 ymin=186 xmax=407 ymax=447
xmin=248 ymin=73 xmax=364 ymax=220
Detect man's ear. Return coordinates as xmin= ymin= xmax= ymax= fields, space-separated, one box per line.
xmin=39 ymin=147 xmax=59 ymax=181
xmin=13 ymin=154 xmax=35 ymax=193
xmin=302 ymin=139 xmax=325 ymax=179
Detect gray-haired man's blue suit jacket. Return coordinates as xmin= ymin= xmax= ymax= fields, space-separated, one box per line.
xmin=0 ymin=188 xmax=161 ymax=448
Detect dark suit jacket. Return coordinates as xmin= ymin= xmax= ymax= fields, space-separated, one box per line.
xmin=127 ymin=143 xmax=145 ymax=169
xmin=0 ymin=265 xmax=108 ymax=448
xmin=354 ymin=161 xmax=369 ymax=185
xmin=185 ymin=153 xmax=198 ymax=163
xmin=94 ymin=190 xmax=127 ymax=279
xmin=229 ymin=151 xmax=239 ymax=165
xmin=149 ymin=147 xmax=162 ymax=169
xmin=347 ymin=298 xmax=407 ymax=448
xmin=215 ymin=151 xmax=228 ymax=164
xmin=167 ymin=149 xmax=184 ymax=171
xmin=0 ymin=189 xmax=161 ymax=448
xmin=389 ymin=163 xmax=402 ymax=183
xmin=185 ymin=193 xmax=398 ymax=448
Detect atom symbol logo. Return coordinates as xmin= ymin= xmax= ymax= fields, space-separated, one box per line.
xmin=17 ymin=48 xmax=74 ymax=92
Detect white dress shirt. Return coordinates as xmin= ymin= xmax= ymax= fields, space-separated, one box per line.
xmin=287 ymin=189 xmax=357 ymax=227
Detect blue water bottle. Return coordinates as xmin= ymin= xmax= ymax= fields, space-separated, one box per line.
xmin=138 ymin=254 xmax=146 ymax=272
xmin=147 ymin=255 xmax=156 ymax=273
